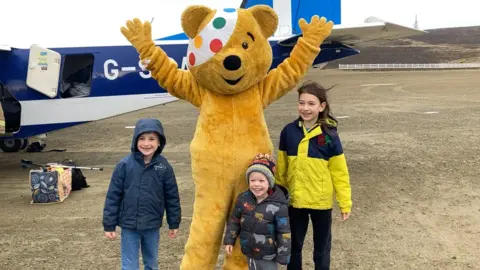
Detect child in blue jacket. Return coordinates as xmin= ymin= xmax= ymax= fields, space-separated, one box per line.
xmin=102 ymin=118 xmax=181 ymax=270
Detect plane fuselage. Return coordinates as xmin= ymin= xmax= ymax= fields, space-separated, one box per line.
xmin=0 ymin=39 xmax=358 ymax=141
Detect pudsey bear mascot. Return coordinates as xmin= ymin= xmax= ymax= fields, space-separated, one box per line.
xmin=121 ymin=5 xmax=333 ymax=269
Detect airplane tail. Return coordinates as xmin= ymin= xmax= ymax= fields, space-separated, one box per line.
xmin=243 ymin=0 xmax=341 ymax=37
xmin=156 ymin=0 xmax=341 ymax=41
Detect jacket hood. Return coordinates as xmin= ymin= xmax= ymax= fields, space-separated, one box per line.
xmin=131 ymin=118 xmax=166 ymax=156
xmin=264 ymin=184 xmax=290 ymax=205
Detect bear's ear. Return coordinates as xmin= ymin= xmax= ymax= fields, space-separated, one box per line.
xmin=248 ymin=5 xmax=278 ymax=38
xmin=181 ymin=5 xmax=214 ymax=39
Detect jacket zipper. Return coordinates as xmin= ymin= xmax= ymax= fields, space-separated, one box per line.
xmin=251 ymin=201 xmax=257 ymax=256
xmin=135 ymin=157 xmax=159 ymax=230
xmin=136 ymin=163 xmax=147 ymax=230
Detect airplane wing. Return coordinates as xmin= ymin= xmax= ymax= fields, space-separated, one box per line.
xmin=278 ymin=18 xmax=427 ymax=48
xmin=0 ymin=45 xmax=11 ymax=51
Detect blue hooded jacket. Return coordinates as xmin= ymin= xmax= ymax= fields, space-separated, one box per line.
xmin=102 ymin=118 xmax=181 ymax=232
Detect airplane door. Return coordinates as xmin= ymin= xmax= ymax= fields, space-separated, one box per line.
xmin=26 ymin=45 xmax=62 ymax=98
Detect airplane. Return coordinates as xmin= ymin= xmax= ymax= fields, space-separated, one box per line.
xmin=0 ymin=0 xmax=425 ymax=152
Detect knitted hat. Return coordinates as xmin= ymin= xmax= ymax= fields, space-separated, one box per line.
xmin=245 ymin=153 xmax=277 ymax=189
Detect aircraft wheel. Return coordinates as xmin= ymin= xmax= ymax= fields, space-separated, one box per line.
xmin=20 ymin=139 xmax=29 ymax=150
xmin=0 ymin=139 xmax=23 ymax=152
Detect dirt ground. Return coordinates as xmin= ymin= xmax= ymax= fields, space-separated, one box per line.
xmin=1 ymin=69 xmax=479 ymax=270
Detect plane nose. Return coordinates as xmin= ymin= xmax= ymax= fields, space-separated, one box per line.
xmin=223 ymin=55 xmax=242 ymax=71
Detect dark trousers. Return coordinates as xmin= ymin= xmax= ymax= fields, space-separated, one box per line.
xmin=287 ymin=207 xmax=332 ymax=270
xmin=248 ymin=257 xmax=278 ymax=270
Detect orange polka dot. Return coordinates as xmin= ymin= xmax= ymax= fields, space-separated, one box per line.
xmin=194 ymin=36 xmax=203 ymax=48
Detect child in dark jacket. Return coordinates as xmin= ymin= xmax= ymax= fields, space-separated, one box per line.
xmin=224 ymin=153 xmax=291 ymax=270
xmin=102 ymin=118 xmax=181 ymax=270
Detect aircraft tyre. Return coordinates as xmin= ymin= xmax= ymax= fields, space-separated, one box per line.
xmin=20 ymin=139 xmax=29 ymax=150
xmin=0 ymin=139 xmax=24 ymax=152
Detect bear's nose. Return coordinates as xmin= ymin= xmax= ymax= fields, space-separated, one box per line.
xmin=223 ymin=55 xmax=242 ymax=71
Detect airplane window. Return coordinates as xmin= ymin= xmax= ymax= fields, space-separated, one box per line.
xmin=60 ymin=54 xmax=94 ymax=98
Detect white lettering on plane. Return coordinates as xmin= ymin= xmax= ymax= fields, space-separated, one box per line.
xmin=104 ymin=57 xmax=189 ymax=80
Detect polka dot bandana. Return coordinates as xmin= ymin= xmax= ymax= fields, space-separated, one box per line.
xmin=186 ymin=8 xmax=238 ymax=68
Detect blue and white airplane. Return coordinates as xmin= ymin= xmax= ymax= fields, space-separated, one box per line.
xmin=0 ymin=0 xmax=424 ymax=152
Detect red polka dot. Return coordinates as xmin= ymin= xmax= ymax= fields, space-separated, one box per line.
xmin=210 ymin=39 xmax=223 ymax=53
xmin=189 ymin=52 xmax=195 ymax=66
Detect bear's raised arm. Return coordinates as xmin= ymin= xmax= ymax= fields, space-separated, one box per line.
xmin=121 ymin=18 xmax=204 ymax=108
xmin=145 ymin=46 xmax=204 ymax=108
xmin=258 ymin=37 xmax=320 ymax=107
xmin=258 ymin=16 xmax=333 ymax=108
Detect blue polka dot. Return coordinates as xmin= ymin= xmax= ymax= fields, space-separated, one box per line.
xmin=224 ymin=8 xmax=236 ymax=12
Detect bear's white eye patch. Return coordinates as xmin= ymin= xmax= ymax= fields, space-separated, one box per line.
xmin=186 ymin=8 xmax=238 ymax=67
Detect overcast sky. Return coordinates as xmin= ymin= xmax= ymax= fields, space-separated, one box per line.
xmin=1 ymin=0 xmax=479 ymax=47
xmin=342 ymin=0 xmax=480 ymax=30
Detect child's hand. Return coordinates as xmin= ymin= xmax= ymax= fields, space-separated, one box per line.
xmin=341 ymin=212 xmax=351 ymax=221
xmin=224 ymin=245 xmax=233 ymax=255
xmin=104 ymin=231 xmax=116 ymax=240
xmin=169 ymin=229 xmax=178 ymax=239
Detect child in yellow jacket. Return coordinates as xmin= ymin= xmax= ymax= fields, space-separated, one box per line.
xmin=275 ymin=81 xmax=352 ymax=270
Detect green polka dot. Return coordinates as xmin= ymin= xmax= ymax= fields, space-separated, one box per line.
xmin=213 ymin=17 xmax=226 ymax=29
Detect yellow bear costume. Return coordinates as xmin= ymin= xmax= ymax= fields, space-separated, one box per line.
xmin=121 ymin=5 xmax=333 ymax=269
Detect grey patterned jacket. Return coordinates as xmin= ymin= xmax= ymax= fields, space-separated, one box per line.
xmin=223 ymin=185 xmax=291 ymax=265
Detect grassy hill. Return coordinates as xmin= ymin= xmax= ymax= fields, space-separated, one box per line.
xmin=327 ymin=26 xmax=480 ymax=68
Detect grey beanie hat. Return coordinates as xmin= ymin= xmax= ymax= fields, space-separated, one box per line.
xmin=245 ymin=153 xmax=276 ymax=189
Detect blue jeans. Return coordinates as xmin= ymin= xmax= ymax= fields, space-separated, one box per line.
xmin=121 ymin=228 xmax=160 ymax=270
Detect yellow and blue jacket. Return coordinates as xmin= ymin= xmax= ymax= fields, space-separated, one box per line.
xmin=275 ymin=118 xmax=352 ymax=213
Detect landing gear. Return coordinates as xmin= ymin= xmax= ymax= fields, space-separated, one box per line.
xmin=21 ymin=139 xmax=28 ymax=150
xmin=0 ymin=139 xmax=28 ymax=152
